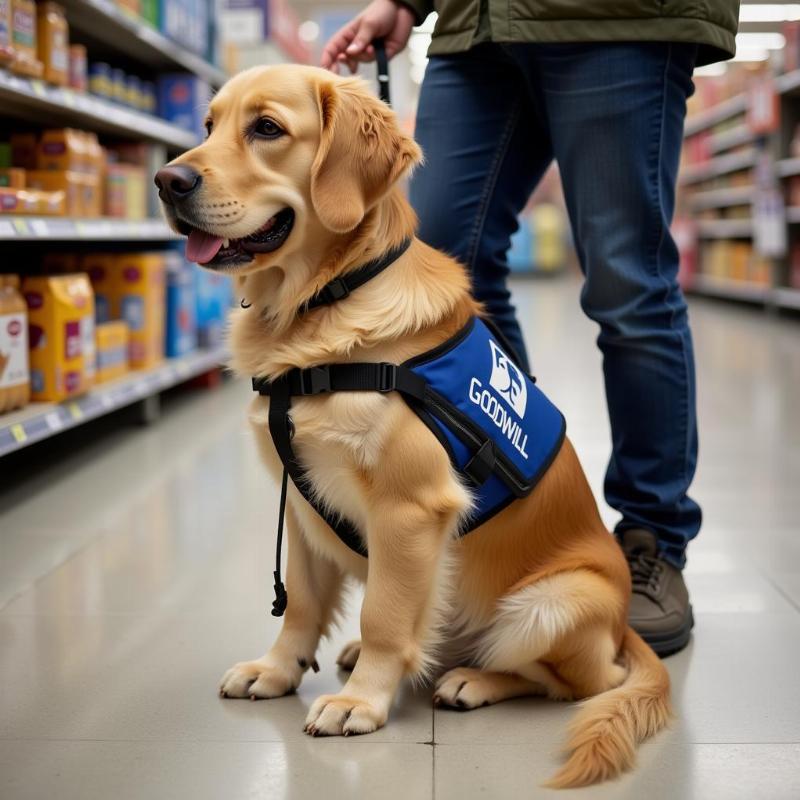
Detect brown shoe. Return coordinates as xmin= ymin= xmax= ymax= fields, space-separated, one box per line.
xmin=617 ymin=528 xmax=694 ymax=657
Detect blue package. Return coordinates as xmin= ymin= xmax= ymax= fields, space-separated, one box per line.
xmin=194 ymin=266 xmax=232 ymax=349
xmin=165 ymin=254 xmax=197 ymax=358
xmin=157 ymin=74 xmax=212 ymax=137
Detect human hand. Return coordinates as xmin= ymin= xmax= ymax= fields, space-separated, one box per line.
xmin=321 ymin=0 xmax=415 ymax=73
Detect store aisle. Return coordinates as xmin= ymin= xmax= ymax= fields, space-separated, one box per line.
xmin=1 ymin=278 xmax=799 ymax=800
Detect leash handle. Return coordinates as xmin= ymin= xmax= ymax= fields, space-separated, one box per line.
xmin=373 ymin=38 xmax=391 ymax=106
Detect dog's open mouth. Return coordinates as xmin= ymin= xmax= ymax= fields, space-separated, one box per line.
xmin=180 ymin=208 xmax=295 ymax=268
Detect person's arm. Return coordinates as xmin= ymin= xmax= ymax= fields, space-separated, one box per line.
xmin=320 ymin=0 xmax=427 ymax=72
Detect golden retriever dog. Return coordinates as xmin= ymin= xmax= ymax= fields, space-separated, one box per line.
xmin=155 ymin=64 xmax=671 ymax=789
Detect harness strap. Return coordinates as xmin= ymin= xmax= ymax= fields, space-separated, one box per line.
xmin=253 ymin=361 xmax=427 ymax=401
xmin=304 ymin=238 xmax=411 ymax=313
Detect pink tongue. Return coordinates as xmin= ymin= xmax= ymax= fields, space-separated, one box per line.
xmin=186 ymin=229 xmax=224 ymax=264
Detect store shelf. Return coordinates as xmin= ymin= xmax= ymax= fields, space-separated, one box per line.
xmin=680 ymin=150 xmax=758 ymax=186
xmin=684 ymin=94 xmax=747 ymax=137
xmin=696 ymin=219 xmax=753 ymax=238
xmin=0 ymin=69 xmax=198 ymax=149
xmin=688 ymin=186 xmax=753 ymax=211
xmin=0 ymin=347 xmax=227 ymax=457
xmin=688 ymin=274 xmax=771 ymax=304
xmin=777 ymin=157 xmax=800 ymax=178
xmin=61 ymin=0 xmax=227 ymax=88
xmin=708 ymin=125 xmax=756 ymax=154
xmin=776 ymin=68 xmax=800 ymax=96
xmin=774 ymin=287 xmax=800 ymax=310
xmin=0 ymin=217 xmax=179 ymax=241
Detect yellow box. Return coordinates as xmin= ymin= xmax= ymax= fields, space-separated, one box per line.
xmin=95 ymin=320 xmax=128 ymax=384
xmin=108 ymin=252 xmax=165 ymax=369
xmin=26 ymin=170 xmax=80 ymax=215
xmin=22 ymin=273 xmax=95 ymax=401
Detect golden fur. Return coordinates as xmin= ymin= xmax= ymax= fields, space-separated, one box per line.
xmin=162 ymin=64 xmax=671 ymax=788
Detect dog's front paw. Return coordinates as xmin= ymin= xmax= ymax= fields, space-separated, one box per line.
xmin=304 ymin=693 xmax=386 ymax=736
xmin=434 ymin=667 xmax=499 ymax=709
xmin=219 ymin=659 xmax=297 ymax=700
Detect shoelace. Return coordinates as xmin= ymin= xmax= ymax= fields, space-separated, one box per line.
xmin=626 ymin=551 xmax=665 ymax=596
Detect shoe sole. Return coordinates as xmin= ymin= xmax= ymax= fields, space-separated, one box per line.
xmin=639 ymin=607 xmax=695 ymax=658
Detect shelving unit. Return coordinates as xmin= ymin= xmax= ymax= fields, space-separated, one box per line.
xmin=60 ymin=0 xmax=227 ymax=87
xmin=0 ymin=346 xmax=228 ymax=457
xmin=0 ymin=216 xmax=179 ymax=241
xmin=0 ymin=70 xmax=198 ymax=150
xmin=678 ymin=68 xmax=800 ymax=312
xmin=0 ymin=0 xmax=228 ymax=456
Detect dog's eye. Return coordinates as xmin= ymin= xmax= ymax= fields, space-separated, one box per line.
xmin=205 ymin=120 xmax=213 ymax=138
xmin=253 ymin=118 xmax=284 ymax=139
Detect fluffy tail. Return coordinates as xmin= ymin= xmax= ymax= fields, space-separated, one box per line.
xmin=545 ymin=627 xmax=672 ymax=789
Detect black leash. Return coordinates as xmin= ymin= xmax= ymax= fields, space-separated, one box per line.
xmin=373 ymin=38 xmax=391 ymax=105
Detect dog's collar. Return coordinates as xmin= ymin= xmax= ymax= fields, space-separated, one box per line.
xmin=240 ymin=237 xmax=412 ymax=314
xmin=301 ymin=237 xmax=413 ymax=314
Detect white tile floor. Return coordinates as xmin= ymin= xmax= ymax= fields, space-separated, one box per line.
xmin=2 ymin=277 xmax=799 ymax=799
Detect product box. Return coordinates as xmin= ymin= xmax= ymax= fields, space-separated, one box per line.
xmin=95 ymin=319 xmax=128 ymax=384
xmin=22 ymin=273 xmax=95 ymax=401
xmin=164 ymin=253 xmax=196 ymax=357
xmin=10 ymin=0 xmax=43 ymax=77
xmin=140 ymin=0 xmax=159 ymax=28
xmin=0 ymin=0 xmax=14 ymax=65
xmin=109 ymin=252 xmax=165 ymax=368
xmin=36 ymin=1 xmax=69 ymax=86
xmin=194 ymin=266 xmax=231 ymax=348
xmin=0 ymin=274 xmax=31 ymax=413
xmin=0 ymin=168 xmax=25 ymax=188
xmin=157 ymin=74 xmax=211 ymax=137
xmin=79 ymin=252 xmax=115 ymax=322
xmin=104 ymin=163 xmax=146 ymax=219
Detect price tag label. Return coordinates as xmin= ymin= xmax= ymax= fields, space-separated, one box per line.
xmin=45 ymin=412 xmax=63 ymax=431
xmin=68 ymin=402 xmax=83 ymax=420
xmin=10 ymin=424 xmax=27 ymax=443
xmin=100 ymin=394 xmax=113 ymax=409
xmin=31 ymin=219 xmax=49 ymax=236
xmin=30 ymin=80 xmax=46 ymax=98
xmin=12 ymin=219 xmax=29 ymax=235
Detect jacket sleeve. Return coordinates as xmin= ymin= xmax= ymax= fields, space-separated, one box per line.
xmin=395 ymin=0 xmax=434 ymax=26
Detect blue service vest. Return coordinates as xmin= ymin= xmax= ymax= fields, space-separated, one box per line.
xmin=252 ymin=316 xmax=566 ymax=554
xmin=404 ymin=317 xmax=565 ymax=530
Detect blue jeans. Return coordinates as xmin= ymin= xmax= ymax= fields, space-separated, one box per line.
xmin=410 ymin=42 xmax=700 ymax=567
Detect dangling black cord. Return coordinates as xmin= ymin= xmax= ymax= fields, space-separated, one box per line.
xmin=271 ymin=466 xmax=289 ymax=617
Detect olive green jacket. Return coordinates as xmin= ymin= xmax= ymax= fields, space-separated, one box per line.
xmin=399 ymin=0 xmax=738 ymax=66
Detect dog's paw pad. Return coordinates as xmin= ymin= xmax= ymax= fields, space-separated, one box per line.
xmin=219 ymin=660 xmax=295 ymax=700
xmin=304 ymin=694 xmax=385 ymax=736
xmin=434 ymin=667 xmax=496 ymax=710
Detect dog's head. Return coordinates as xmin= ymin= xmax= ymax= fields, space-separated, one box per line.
xmin=155 ymin=65 xmax=422 ymax=274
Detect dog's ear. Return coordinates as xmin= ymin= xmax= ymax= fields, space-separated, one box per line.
xmin=311 ymin=79 xmax=422 ymax=233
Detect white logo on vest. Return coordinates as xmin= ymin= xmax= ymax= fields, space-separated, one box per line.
xmin=488 ymin=340 xmax=527 ymax=417
xmin=467 ymin=340 xmax=530 ymax=460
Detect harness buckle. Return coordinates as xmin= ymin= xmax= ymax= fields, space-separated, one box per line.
xmin=299 ymin=366 xmax=331 ymax=395
xmin=324 ymin=278 xmax=350 ymax=303
xmin=378 ymin=363 xmax=397 ymax=392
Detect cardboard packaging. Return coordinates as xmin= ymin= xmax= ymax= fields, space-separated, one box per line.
xmin=164 ymin=253 xmax=196 ymax=357
xmin=95 ymin=319 xmax=128 ymax=384
xmin=110 ymin=253 xmax=165 ymax=369
xmin=22 ymin=273 xmax=95 ymax=401
xmin=0 ymin=274 xmax=31 ymax=413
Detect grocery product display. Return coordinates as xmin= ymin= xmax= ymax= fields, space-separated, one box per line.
xmin=678 ymin=39 xmax=800 ymax=312
xmin=0 ymin=0 xmax=235 ymax=455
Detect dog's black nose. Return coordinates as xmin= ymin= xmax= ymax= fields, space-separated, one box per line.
xmin=154 ymin=164 xmax=202 ymax=204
